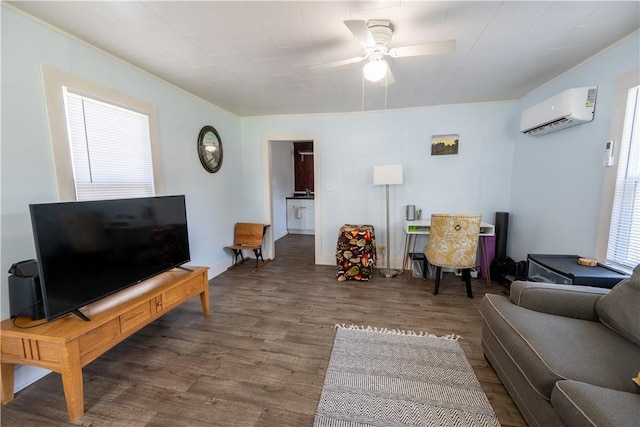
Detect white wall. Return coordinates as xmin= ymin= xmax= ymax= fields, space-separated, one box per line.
xmin=509 ymin=33 xmax=640 ymax=262
xmin=241 ymin=102 xmax=517 ymax=266
xmin=0 ymin=9 xmax=244 ymax=323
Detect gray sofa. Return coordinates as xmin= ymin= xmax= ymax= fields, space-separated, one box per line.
xmin=480 ymin=265 xmax=640 ymax=426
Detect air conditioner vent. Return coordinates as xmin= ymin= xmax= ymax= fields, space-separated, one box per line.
xmin=524 ymin=117 xmax=572 ymax=136
xmin=520 ymin=86 xmax=597 ymax=136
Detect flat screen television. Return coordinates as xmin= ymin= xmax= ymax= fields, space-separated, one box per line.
xmin=29 ymin=195 xmax=191 ymax=321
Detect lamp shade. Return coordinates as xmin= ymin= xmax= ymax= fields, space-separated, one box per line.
xmin=373 ymin=164 xmax=403 ymax=185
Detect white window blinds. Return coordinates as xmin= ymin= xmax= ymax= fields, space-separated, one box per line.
xmin=63 ymin=90 xmax=155 ymax=201
xmin=606 ymin=85 xmax=640 ymax=270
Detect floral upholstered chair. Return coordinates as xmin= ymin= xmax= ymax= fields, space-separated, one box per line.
xmin=423 ymin=214 xmax=482 ymax=298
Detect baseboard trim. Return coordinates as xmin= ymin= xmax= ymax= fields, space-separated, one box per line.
xmin=13 ymin=364 xmax=50 ymax=393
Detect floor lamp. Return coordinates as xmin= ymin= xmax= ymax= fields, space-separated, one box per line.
xmin=373 ymin=164 xmax=404 ymax=278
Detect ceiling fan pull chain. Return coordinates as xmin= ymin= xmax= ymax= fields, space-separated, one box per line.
xmin=361 ymin=75 xmax=365 ymax=111
xmin=385 ymin=73 xmax=388 ymax=110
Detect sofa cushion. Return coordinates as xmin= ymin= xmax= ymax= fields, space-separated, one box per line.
xmin=551 ymin=380 xmax=640 ymax=427
xmin=480 ymin=294 xmax=640 ymax=399
xmin=596 ymin=264 xmax=640 ymax=346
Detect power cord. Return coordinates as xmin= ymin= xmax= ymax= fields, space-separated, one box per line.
xmin=12 ymin=300 xmax=46 ymax=329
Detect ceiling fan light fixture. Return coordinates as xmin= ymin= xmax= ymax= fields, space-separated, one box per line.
xmin=363 ymin=59 xmax=387 ymax=82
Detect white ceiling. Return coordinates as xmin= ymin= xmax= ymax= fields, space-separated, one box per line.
xmin=6 ymin=1 xmax=640 ymax=117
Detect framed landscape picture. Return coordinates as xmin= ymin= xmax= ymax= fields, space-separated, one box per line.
xmin=431 ymin=134 xmax=459 ymax=156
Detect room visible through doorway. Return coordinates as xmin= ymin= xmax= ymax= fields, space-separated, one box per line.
xmin=265 ymin=137 xmax=320 ymax=264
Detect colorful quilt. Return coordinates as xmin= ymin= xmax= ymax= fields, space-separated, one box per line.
xmin=336 ymin=224 xmax=377 ymax=281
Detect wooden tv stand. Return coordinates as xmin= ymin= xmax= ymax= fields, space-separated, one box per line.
xmin=0 ymin=266 xmax=209 ymax=420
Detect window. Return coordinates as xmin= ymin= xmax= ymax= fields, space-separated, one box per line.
xmin=63 ymin=91 xmax=155 ymax=201
xmin=42 ymin=65 xmax=163 ymax=201
xmin=606 ymin=85 xmax=640 ymax=271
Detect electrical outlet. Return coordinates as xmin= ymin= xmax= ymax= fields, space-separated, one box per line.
xmin=378 ymin=245 xmax=386 ymax=255
xmin=327 ymin=183 xmax=335 ymax=191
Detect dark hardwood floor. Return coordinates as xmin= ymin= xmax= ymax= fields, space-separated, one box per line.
xmin=1 ymin=234 xmax=526 ymax=426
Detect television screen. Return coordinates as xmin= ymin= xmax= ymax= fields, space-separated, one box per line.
xmin=30 ymin=195 xmax=191 ymax=321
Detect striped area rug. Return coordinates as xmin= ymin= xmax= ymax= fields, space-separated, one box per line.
xmin=314 ymin=325 xmax=500 ymax=427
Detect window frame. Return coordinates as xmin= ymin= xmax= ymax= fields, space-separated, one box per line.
xmin=42 ymin=65 xmax=163 ymax=201
xmin=596 ymin=67 xmax=640 ymax=272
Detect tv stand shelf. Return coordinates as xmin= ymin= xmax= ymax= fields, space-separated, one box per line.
xmin=0 ymin=265 xmax=209 ymax=421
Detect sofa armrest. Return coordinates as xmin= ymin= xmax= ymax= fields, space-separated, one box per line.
xmin=551 ymin=380 xmax=640 ymax=427
xmin=509 ymin=281 xmax=609 ymax=321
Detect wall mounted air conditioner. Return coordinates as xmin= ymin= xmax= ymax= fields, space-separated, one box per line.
xmin=520 ymin=86 xmax=597 ymax=136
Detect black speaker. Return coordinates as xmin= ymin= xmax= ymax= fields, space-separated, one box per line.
xmin=8 ymin=260 xmax=45 ymax=320
xmin=495 ymin=212 xmax=509 ymax=259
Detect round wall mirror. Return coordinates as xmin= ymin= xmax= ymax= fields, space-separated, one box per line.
xmin=197 ymin=125 xmax=223 ymax=173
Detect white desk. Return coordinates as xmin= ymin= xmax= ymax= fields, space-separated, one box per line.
xmin=402 ymin=219 xmax=495 ymax=282
xmin=404 ymin=220 xmax=495 ymax=236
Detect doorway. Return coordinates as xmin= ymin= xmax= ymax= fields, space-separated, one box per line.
xmin=263 ymin=136 xmax=321 ymax=264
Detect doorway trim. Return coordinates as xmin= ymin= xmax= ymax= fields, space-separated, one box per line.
xmin=262 ymin=134 xmax=322 ymax=264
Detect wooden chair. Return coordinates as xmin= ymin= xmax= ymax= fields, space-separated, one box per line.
xmin=422 ymin=214 xmax=482 ymax=298
xmin=224 ymin=223 xmax=271 ymax=272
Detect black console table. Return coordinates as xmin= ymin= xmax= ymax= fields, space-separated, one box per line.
xmin=527 ymin=254 xmax=629 ymax=289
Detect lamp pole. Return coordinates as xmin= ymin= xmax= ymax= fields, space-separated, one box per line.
xmin=380 ymin=183 xmax=398 ymax=278
xmin=372 ymin=164 xmax=403 ymax=278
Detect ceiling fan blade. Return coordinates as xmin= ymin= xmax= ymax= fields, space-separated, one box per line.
xmin=309 ymin=56 xmax=365 ymax=70
xmin=389 ymin=40 xmax=457 ymax=58
xmin=344 ymin=20 xmax=376 ymax=48
xmin=380 ymin=66 xmax=395 ymax=87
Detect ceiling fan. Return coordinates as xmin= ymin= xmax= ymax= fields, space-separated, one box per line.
xmin=311 ymin=19 xmax=456 ymax=85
